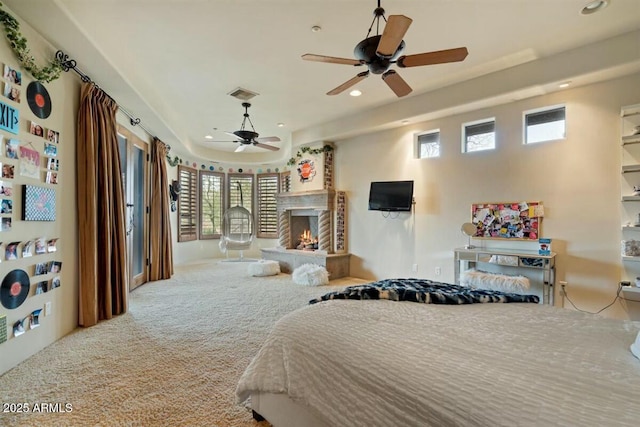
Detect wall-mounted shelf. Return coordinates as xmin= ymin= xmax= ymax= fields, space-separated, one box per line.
xmin=622 ymin=134 xmax=640 ymax=145
xmin=622 ymin=164 xmax=640 ymax=173
xmin=622 ymin=286 xmax=640 ymax=302
xmin=621 ymin=104 xmax=640 ymax=286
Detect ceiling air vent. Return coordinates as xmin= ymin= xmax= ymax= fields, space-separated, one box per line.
xmin=228 ymin=87 xmax=259 ymax=101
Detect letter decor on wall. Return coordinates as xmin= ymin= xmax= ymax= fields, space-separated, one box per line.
xmin=471 ymin=201 xmax=543 ymax=240
xmin=0 ymin=99 xmax=19 ymax=134
xmin=21 ymin=185 xmax=55 ymax=221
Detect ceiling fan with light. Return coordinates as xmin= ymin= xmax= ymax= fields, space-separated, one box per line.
xmin=302 ymin=0 xmax=468 ymax=98
xmin=207 ymin=102 xmax=281 ymax=152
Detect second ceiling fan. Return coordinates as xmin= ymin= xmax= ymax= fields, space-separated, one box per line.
xmin=208 ymin=102 xmax=281 ymax=152
xmin=302 ymin=0 xmax=469 ymax=98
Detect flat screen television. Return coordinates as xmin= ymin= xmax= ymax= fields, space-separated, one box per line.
xmin=368 ymin=180 xmax=414 ymax=212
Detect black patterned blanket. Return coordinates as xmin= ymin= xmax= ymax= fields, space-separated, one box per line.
xmin=309 ymin=278 xmax=540 ymax=305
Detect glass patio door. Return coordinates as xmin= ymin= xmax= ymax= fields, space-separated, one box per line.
xmin=117 ymin=126 xmax=149 ymax=291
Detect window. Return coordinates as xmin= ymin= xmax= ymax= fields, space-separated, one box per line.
xmin=177 ymin=165 xmax=198 ymax=242
xmin=416 ymin=130 xmax=440 ymax=158
xmin=199 ymin=170 xmax=224 ymax=239
xmin=256 ymin=173 xmax=280 ymax=238
xmin=524 ymin=105 xmax=566 ymax=144
xmin=463 ymin=119 xmax=495 ymax=152
xmin=228 ymin=174 xmax=254 ymax=213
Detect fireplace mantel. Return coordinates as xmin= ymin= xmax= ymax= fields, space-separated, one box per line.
xmin=276 ymin=189 xmax=335 ymax=212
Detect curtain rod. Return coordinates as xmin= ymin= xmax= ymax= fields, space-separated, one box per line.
xmin=55 ymin=50 xmax=169 ymax=149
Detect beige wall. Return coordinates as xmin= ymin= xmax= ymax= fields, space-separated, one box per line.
xmin=336 ymin=72 xmax=640 ymax=320
xmin=0 ymin=5 xmax=80 ymax=375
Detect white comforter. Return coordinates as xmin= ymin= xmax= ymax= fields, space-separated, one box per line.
xmin=237 ymin=300 xmax=640 ymax=427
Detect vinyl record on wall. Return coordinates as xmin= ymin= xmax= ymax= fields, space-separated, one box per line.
xmin=26 ymin=81 xmax=52 ymax=119
xmin=0 ymin=269 xmax=30 ymax=309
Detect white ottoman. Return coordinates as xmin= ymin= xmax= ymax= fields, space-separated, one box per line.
xmin=292 ymin=263 xmax=330 ymax=286
xmin=248 ymin=259 xmax=281 ymax=277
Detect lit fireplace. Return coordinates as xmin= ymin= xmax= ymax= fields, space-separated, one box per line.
xmin=297 ymin=229 xmax=318 ymax=250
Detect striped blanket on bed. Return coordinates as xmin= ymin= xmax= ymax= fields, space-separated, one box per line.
xmin=309 ymin=278 xmax=539 ymax=305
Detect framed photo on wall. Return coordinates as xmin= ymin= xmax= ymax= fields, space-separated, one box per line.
xmin=22 ymin=185 xmax=56 ymax=221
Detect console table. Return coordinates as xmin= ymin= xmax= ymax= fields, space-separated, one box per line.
xmin=454 ymin=247 xmax=556 ymax=305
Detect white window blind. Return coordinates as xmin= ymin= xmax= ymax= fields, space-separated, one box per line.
xmin=177 ymin=165 xmax=198 ymax=242
xmin=257 ymin=173 xmax=280 ymax=238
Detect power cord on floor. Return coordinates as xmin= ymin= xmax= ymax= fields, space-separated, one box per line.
xmin=561 ymin=283 xmax=636 ymax=314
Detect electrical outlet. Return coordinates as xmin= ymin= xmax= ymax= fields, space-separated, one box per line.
xmin=45 ymin=301 xmax=52 ymax=316
xmin=559 ymin=281 xmax=567 ymax=296
xmin=435 ymin=267 xmax=441 ymax=276
xmin=412 ymin=264 xmax=418 ymax=272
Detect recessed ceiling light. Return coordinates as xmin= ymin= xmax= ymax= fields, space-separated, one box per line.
xmin=349 ymin=90 xmax=362 ymax=97
xmin=580 ymin=0 xmax=609 ymax=15
xmin=277 ymin=123 xmax=285 ymax=127
xmin=311 ymin=25 xmax=322 ymax=32
xmin=205 ymin=135 xmax=213 ymax=139
xmin=401 ymin=120 xmax=409 ymax=125
xmin=558 ymin=81 xmax=571 ymax=88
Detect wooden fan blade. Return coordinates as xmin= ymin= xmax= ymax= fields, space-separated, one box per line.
xmin=256 ymin=136 xmax=281 ymax=143
xmin=376 ymin=15 xmax=413 ymax=58
xmin=327 ymin=71 xmax=369 ymax=96
xmin=254 ymin=143 xmax=280 ymax=151
xmin=382 ymin=70 xmax=412 ymax=98
xmin=302 ymin=54 xmax=363 ymax=66
xmin=235 ymin=144 xmax=247 ymax=153
xmin=397 ymin=47 xmax=469 ymax=68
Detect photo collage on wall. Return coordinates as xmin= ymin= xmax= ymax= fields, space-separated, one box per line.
xmin=471 ymin=201 xmax=544 ymax=240
xmin=0 ymin=59 xmax=63 ymax=339
xmin=0 ymin=61 xmax=60 ymax=241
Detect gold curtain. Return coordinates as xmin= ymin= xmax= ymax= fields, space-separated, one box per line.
xmin=76 ymin=82 xmax=128 ymax=327
xmin=149 ymin=138 xmax=174 ymax=280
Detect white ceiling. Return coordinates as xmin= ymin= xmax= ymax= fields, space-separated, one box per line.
xmin=5 ymin=0 xmax=640 ymax=164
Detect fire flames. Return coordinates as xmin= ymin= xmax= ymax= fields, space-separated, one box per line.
xmin=297 ymin=229 xmax=318 ymax=250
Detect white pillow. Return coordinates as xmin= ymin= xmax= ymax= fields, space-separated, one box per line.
xmin=460 ymin=269 xmax=530 ymax=294
xmin=248 ymin=260 xmax=280 ymax=277
xmin=292 ymin=263 xmax=329 ymax=286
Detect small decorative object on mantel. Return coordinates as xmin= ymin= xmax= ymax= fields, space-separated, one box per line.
xmin=634 ymin=186 xmax=640 ymax=196
xmin=632 ymin=126 xmax=640 ymax=136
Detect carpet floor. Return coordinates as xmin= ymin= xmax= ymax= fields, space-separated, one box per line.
xmin=0 ymin=260 xmax=366 ymax=427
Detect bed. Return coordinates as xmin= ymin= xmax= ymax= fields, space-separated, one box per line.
xmin=236 ymin=279 xmax=640 ymax=427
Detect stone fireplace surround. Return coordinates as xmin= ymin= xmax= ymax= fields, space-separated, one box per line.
xmin=261 ymin=189 xmax=350 ymax=279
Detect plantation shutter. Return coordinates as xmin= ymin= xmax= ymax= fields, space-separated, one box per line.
xmin=177 ymin=165 xmax=198 ymax=241
xmin=199 ymin=171 xmax=224 ymax=239
xmin=228 ymin=174 xmax=254 ymax=213
xmin=257 ymin=173 xmax=280 ymax=238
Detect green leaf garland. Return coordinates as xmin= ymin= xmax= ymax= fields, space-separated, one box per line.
xmin=287 ymin=144 xmax=333 ymax=166
xmin=0 ymin=2 xmax=62 ymax=83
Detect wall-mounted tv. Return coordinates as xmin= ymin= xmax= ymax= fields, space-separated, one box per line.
xmin=368 ymin=180 xmax=414 ymax=212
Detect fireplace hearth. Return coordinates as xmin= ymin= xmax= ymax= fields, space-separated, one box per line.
xmin=261 ymin=189 xmax=350 ymax=278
